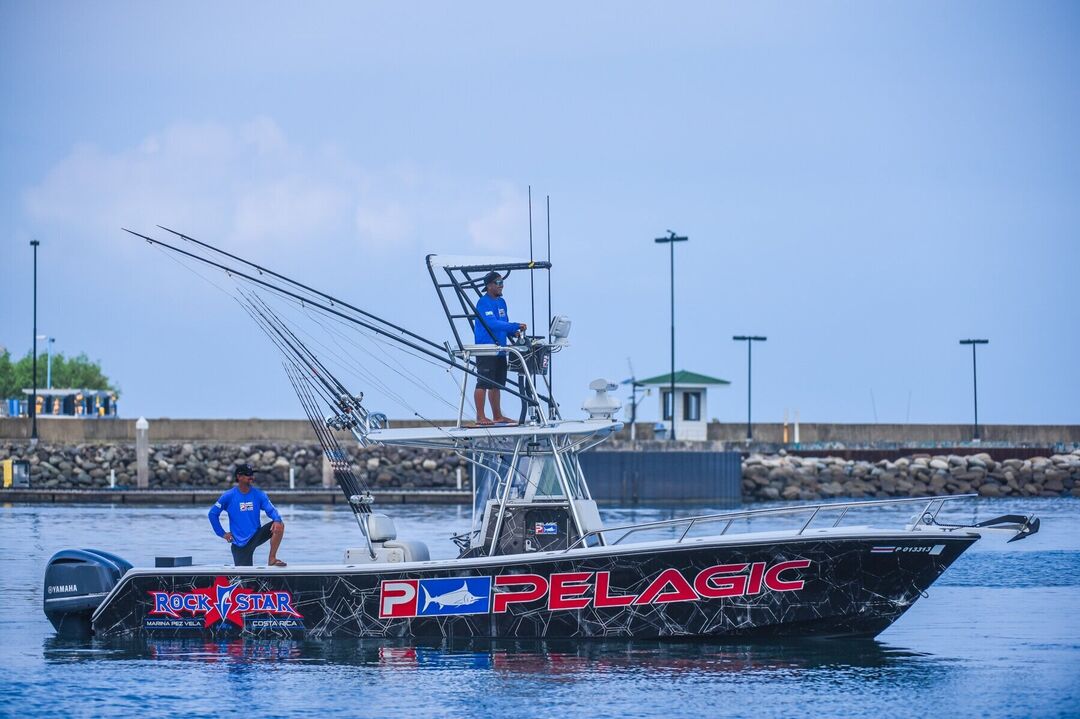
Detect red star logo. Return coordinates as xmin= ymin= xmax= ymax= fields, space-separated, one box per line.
xmin=199 ymin=576 xmax=254 ymax=628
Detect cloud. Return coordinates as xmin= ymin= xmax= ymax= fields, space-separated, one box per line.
xmin=22 ymin=118 xmax=359 ymax=251
xmin=21 ymin=118 xmax=537 ymax=266
xmin=466 ymin=182 xmax=529 ymax=253
xmin=232 ymin=177 xmax=351 ymax=245
xmin=355 ymin=201 xmax=413 ymax=248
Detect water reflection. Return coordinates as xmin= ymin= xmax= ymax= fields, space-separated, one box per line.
xmin=44 ymin=634 xmax=930 ymax=674
xmin=12 ymin=500 xmax=1078 ymax=718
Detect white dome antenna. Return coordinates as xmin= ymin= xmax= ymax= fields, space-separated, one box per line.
xmin=583 ymin=378 xmax=621 ymax=420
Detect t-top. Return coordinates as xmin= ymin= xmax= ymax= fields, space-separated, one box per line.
xmin=208 ymin=486 xmax=283 ymax=547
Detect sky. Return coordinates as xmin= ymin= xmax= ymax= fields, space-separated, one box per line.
xmin=1 ymin=1 xmax=1078 ymax=425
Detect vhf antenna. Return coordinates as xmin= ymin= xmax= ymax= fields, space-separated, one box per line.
xmin=546 ymin=194 xmax=554 ymax=416
xmin=528 ymin=185 xmax=536 ymax=334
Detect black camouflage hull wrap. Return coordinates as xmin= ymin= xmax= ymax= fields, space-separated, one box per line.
xmin=92 ymin=535 xmax=976 ymax=639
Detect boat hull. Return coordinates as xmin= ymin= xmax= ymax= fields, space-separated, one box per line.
xmin=91 ymin=534 xmax=976 ymax=640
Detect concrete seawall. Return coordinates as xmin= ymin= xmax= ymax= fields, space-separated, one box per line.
xmin=3 ymin=418 xmax=1079 ymax=445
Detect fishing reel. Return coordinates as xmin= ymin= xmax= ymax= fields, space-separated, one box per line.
xmin=327 ymin=393 xmax=369 ymax=431
xmin=349 ymin=493 xmax=375 ymax=508
xmin=337 ymin=392 xmax=363 ymax=411
xmin=326 ymin=413 xmax=360 ymax=431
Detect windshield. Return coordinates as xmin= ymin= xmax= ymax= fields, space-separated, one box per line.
xmin=470 ymin=451 xmax=577 ymax=538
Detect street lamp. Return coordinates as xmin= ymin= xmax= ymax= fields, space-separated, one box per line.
xmin=30 ymin=240 xmax=40 ymax=442
xmin=733 ymin=335 xmax=767 ymax=442
xmin=36 ymin=335 xmax=55 ymax=389
xmin=654 ymin=230 xmax=688 ymax=440
xmin=959 ymin=339 xmax=989 ymax=441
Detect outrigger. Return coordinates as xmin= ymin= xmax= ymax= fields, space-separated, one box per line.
xmin=43 ymin=229 xmax=1040 ymax=639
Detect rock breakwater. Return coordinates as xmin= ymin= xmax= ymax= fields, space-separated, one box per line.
xmin=741 ymin=450 xmax=1080 ymax=501
xmin=3 ymin=443 xmax=1078 ymax=500
xmin=1 ymin=442 xmax=465 ymax=490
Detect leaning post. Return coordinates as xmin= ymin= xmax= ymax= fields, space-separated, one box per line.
xmin=135 ymin=417 xmax=149 ymax=489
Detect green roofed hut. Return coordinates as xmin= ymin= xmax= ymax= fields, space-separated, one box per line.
xmin=637 ymin=370 xmax=730 ymax=441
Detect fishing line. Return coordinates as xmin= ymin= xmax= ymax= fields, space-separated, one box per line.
xmin=230 ymin=278 xmax=414 ymax=413
xmin=247 ymin=291 xmax=358 ymax=403
xmin=144 ymin=228 xmax=533 ymax=427
xmin=125 ymin=228 xmax=476 ymax=385
xmin=290 ymin=296 xmax=460 ymax=414
xmin=158 ymin=224 xmax=444 ymax=352
xmin=240 ymin=293 xmax=342 ymax=407
xmin=229 ymin=270 xmax=456 ymax=411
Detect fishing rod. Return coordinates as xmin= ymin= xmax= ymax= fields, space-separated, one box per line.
xmin=289 ymin=364 xmax=364 ymax=493
xmin=157 ymin=225 xmax=444 ymax=354
xmin=249 ymin=295 xmax=379 ymax=436
xmin=237 ymin=298 xmax=367 ymax=474
xmin=241 ymin=292 xmax=348 ymax=410
xmin=247 ymin=290 xmax=359 ymax=409
xmin=129 ymin=228 xmax=542 ymax=407
xmin=237 ymin=297 xmax=333 ymax=405
xmin=271 ymin=344 xmax=366 ymax=488
xmin=283 ymin=360 xmax=341 ymax=462
xmin=283 ymin=360 xmax=377 ymax=559
xmin=240 ymin=297 xmax=359 ymax=468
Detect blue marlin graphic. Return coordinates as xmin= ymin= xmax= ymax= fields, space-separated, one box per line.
xmin=422 ymin=581 xmax=482 ymax=612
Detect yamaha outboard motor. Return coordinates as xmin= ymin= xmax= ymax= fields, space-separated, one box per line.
xmin=43 ymin=549 xmax=132 ymax=636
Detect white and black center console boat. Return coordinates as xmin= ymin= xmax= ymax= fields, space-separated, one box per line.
xmin=43 ymin=236 xmax=1040 ymax=640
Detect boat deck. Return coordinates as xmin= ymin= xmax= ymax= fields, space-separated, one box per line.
xmin=109 ymin=522 xmax=980 ymax=578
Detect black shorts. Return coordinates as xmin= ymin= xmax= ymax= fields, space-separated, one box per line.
xmin=230 ymin=522 xmax=274 ymax=566
xmin=476 ymin=355 xmax=508 ymax=390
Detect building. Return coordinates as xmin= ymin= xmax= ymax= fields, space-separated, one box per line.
xmin=10 ymin=389 xmax=119 ymax=419
xmin=638 ymin=370 xmax=730 ymax=441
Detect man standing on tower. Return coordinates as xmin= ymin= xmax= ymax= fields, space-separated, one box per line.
xmin=473 ymin=271 xmax=526 ymax=425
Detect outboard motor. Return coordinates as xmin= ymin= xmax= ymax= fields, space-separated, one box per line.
xmin=43 ymin=549 xmax=132 ymax=636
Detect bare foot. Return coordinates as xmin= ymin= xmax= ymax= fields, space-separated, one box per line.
xmin=494 ymin=417 xmax=518 ymax=425
xmin=476 ymin=418 xmax=495 ymax=426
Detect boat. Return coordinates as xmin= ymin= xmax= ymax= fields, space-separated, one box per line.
xmin=43 ymin=229 xmax=1040 ymax=639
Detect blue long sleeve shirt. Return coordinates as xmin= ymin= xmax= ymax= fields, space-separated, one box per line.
xmin=208 ymin=487 xmax=282 ymax=547
xmin=473 ymin=294 xmax=519 ymax=347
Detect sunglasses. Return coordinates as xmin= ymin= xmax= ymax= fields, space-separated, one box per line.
xmin=493 ymin=279 xmax=504 ymax=286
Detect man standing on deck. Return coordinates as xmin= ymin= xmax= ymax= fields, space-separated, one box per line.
xmin=473 ymin=270 xmax=526 ymax=425
xmin=208 ymin=464 xmax=287 ymax=566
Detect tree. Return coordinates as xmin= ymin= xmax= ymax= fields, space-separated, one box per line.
xmin=0 ymin=350 xmax=24 ymax=399
xmin=0 ymin=349 xmax=118 ymax=398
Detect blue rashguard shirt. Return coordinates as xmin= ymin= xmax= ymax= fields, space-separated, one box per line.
xmin=208 ymin=487 xmax=282 ymax=547
xmin=473 ymin=294 xmax=519 ymax=347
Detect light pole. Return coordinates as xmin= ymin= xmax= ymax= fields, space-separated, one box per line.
xmin=655 ymin=230 xmax=688 ymax=440
xmin=959 ymin=339 xmax=989 ymax=441
xmin=30 ymin=240 xmax=39 ymax=441
xmin=733 ymin=335 xmax=767 ymax=442
xmin=36 ymin=335 xmax=55 ymax=389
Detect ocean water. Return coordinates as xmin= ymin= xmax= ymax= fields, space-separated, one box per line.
xmin=1 ymin=498 xmax=1078 ymax=719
